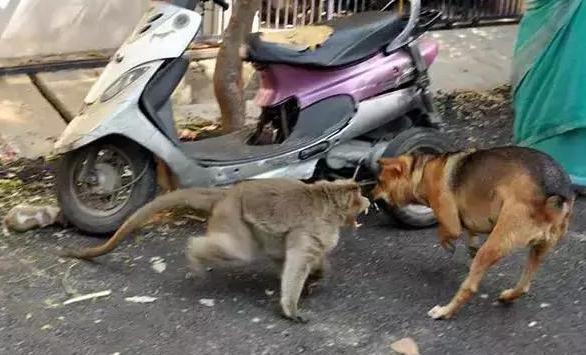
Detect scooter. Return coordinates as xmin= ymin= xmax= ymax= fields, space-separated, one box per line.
xmin=53 ymin=0 xmax=450 ymax=234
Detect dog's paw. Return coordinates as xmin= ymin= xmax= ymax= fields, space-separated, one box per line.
xmin=440 ymin=241 xmax=456 ymax=255
xmin=498 ymin=288 xmax=522 ymax=303
xmin=427 ymin=305 xmax=452 ymax=320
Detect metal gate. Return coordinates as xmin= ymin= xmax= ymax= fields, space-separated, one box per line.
xmin=258 ymin=0 xmax=523 ymax=30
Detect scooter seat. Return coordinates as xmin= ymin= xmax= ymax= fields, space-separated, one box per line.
xmin=244 ymin=11 xmax=405 ymax=67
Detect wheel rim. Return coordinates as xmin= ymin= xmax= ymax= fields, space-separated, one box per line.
xmin=69 ymin=145 xmax=140 ymax=217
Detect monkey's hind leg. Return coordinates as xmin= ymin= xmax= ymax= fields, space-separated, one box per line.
xmin=280 ymin=231 xmax=325 ymax=323
xmin=186 ymin=233 xmax=255 ymax=276
xmin=303 ymin=257 xmax=330 ymax=296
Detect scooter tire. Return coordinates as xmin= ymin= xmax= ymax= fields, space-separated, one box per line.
xmin=379 ymin=127 xmax=452 ymax=229
xmin=56 ymin=138 xmax=157 ymax=235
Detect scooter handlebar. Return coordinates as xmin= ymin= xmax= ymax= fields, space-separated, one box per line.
xmin=170 ymin=0 xmax=229 ymax=11
xmin=212 ymin=0 xmax=230 ymax=10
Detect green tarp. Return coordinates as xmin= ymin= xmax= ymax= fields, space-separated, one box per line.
xmin=512 ymin=0 xmax=586 ymax=186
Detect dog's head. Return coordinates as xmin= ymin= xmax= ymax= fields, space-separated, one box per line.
xmin=372 ymin=155 xmax=418 ymax=207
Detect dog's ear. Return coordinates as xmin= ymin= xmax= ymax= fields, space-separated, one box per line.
xmin=378 ymin=157 xmax=407 ymax=176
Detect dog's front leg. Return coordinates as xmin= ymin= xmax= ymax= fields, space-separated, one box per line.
xmin=428 ymin=236 xmax=504 ymax=320
xmin=430 ymin=195 xmax=462 ymax=254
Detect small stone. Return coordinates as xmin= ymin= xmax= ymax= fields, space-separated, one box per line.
xmin=25 ymin=313 xmax=32 ymax=320
xmin=480 ymin=294 xmax=488 ymax=299
xmin=199 ymin=298 xmax=215 ymax=307
xmin=125 ymin=296 xmax=157 ymax=304
xmin=528 ymin=321 xmax=538 ymax=328
xmin=266 ymin=324 xmax=276 ymax=330
xmin=41 ymin=324 xmax=53 ymax=331
xmin=265 ymin=289 xmax=275 ymax=296
xmin=391 ymin=337 xmax=419 ymax=355
xmin=94 ymin=319 xmax=102 ymax=324
xmin=251 ymin=317 xmax=261 ymax=323
xmin=540 ymin=303 xmax=551 ymax=308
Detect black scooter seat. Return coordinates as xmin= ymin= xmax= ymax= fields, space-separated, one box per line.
xmin=244 ymin=11 xmax=405 ymax=67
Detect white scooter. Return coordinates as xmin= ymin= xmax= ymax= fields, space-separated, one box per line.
xmin=53 ymin=0 xmax=449 ymax=234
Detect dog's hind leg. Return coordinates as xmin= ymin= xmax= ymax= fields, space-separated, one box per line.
xmin=498 ymin=241 xmax=550 ymax=303
xmin=428 ymin=202 xmax=528 ymax=320
xmin=499 ymin=197 xmax=573 ymax=303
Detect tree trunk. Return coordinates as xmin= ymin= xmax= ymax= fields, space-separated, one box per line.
xmin=213 ymin=0 xmax=261 ymax=133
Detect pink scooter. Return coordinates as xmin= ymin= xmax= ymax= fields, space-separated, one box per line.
xmin=54 ymin=0 xmax=450 ymax=234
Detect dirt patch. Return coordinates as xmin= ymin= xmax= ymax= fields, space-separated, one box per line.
xmin=436 ymin=84 xmax=513 ymax=149
xmin=0 ymin=158 xmax=56 ymax=215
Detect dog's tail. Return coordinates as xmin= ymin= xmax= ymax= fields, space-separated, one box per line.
xmin=64 ymin=187 xmax=227 ymax=260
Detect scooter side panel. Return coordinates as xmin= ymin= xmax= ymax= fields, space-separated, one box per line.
xmin=255 ymin=38 xmax=439 ymax=108
xmin=85 ymin=2 xmax=202 ymax=104
xmin=53 ymin=61 xmax=215 ymax=188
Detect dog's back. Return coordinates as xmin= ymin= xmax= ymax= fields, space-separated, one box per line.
xmin=451 ymin=146 xmax=574 ymax=203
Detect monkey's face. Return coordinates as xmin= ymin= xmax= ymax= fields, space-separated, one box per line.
xmin=344 ymin=186 xmax=371 ymax=227
xmin=372 ymin=155 xmax=416 ymax=207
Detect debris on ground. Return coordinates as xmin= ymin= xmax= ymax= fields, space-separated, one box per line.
xmin=176 ymin=119 xmax=222 ymax=142
xmin=62 ymin=290 xmax=112 ymax=306
xmin=125 ymin=296 xmax=158 ymax=304
xmin=390 ymin=337 xmax=420 ymax=355
xmin=150 ymin=256 xmax=167 ymax=274
xmin=3 ymin=204 xmax=62 ymax=233
xmin=436 ymin=84 xmax=513 ymax=149
xmin=199 ymin=298 xmax=215 ymax=307
xmin=0 ymin=158 xmax=56 ymax=216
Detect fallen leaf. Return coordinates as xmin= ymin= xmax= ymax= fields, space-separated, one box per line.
xmin=125 ymin=296 xmax=158 ymax=304
xmin=178 ymin=129 xmax=199 ymax=141
xmin=199 ymin=298 xmax=215 ymax=307
xmin=391 ymin=337 xmax=420 ymax=355
xmin=63 ymin=290 xmax=112 ymax=305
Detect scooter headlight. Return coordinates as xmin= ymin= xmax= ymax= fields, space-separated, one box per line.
xmin=100 ymin=66 xmax=149 ymax=102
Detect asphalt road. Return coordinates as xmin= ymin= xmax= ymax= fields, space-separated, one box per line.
xmin=1 ymin=196 xmax=585 ymax=355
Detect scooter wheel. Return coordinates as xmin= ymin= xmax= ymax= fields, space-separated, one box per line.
xmin=379 ymin=127 xmax=452 ymax=229
xmin=56 ymin=137 xmax=157 ymax=235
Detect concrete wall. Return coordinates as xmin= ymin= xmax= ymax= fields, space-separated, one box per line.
xmin=0 ymin=0 xmax=149 ymax=58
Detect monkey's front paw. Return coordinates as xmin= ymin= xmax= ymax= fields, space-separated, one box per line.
xmin=427 ymin=305 xmax=452 ymax=320
xmin=280 ymin=311 xmax=310 ymax=323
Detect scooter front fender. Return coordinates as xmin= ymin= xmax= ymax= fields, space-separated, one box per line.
xmin=52 ymin=63 xmax=213 ymax=187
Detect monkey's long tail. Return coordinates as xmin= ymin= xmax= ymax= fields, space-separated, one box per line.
xmin=64 ymin=187 xmax=227 ymax=260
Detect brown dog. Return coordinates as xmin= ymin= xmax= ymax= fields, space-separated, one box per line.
xmin=372 ymin=146 xmax=575 ymax=320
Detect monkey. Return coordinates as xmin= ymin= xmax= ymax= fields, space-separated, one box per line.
xmin=64 ymin=178 xmax=371 ymax=322
xmin=3 ymin=204 xmax=65 ymax=233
